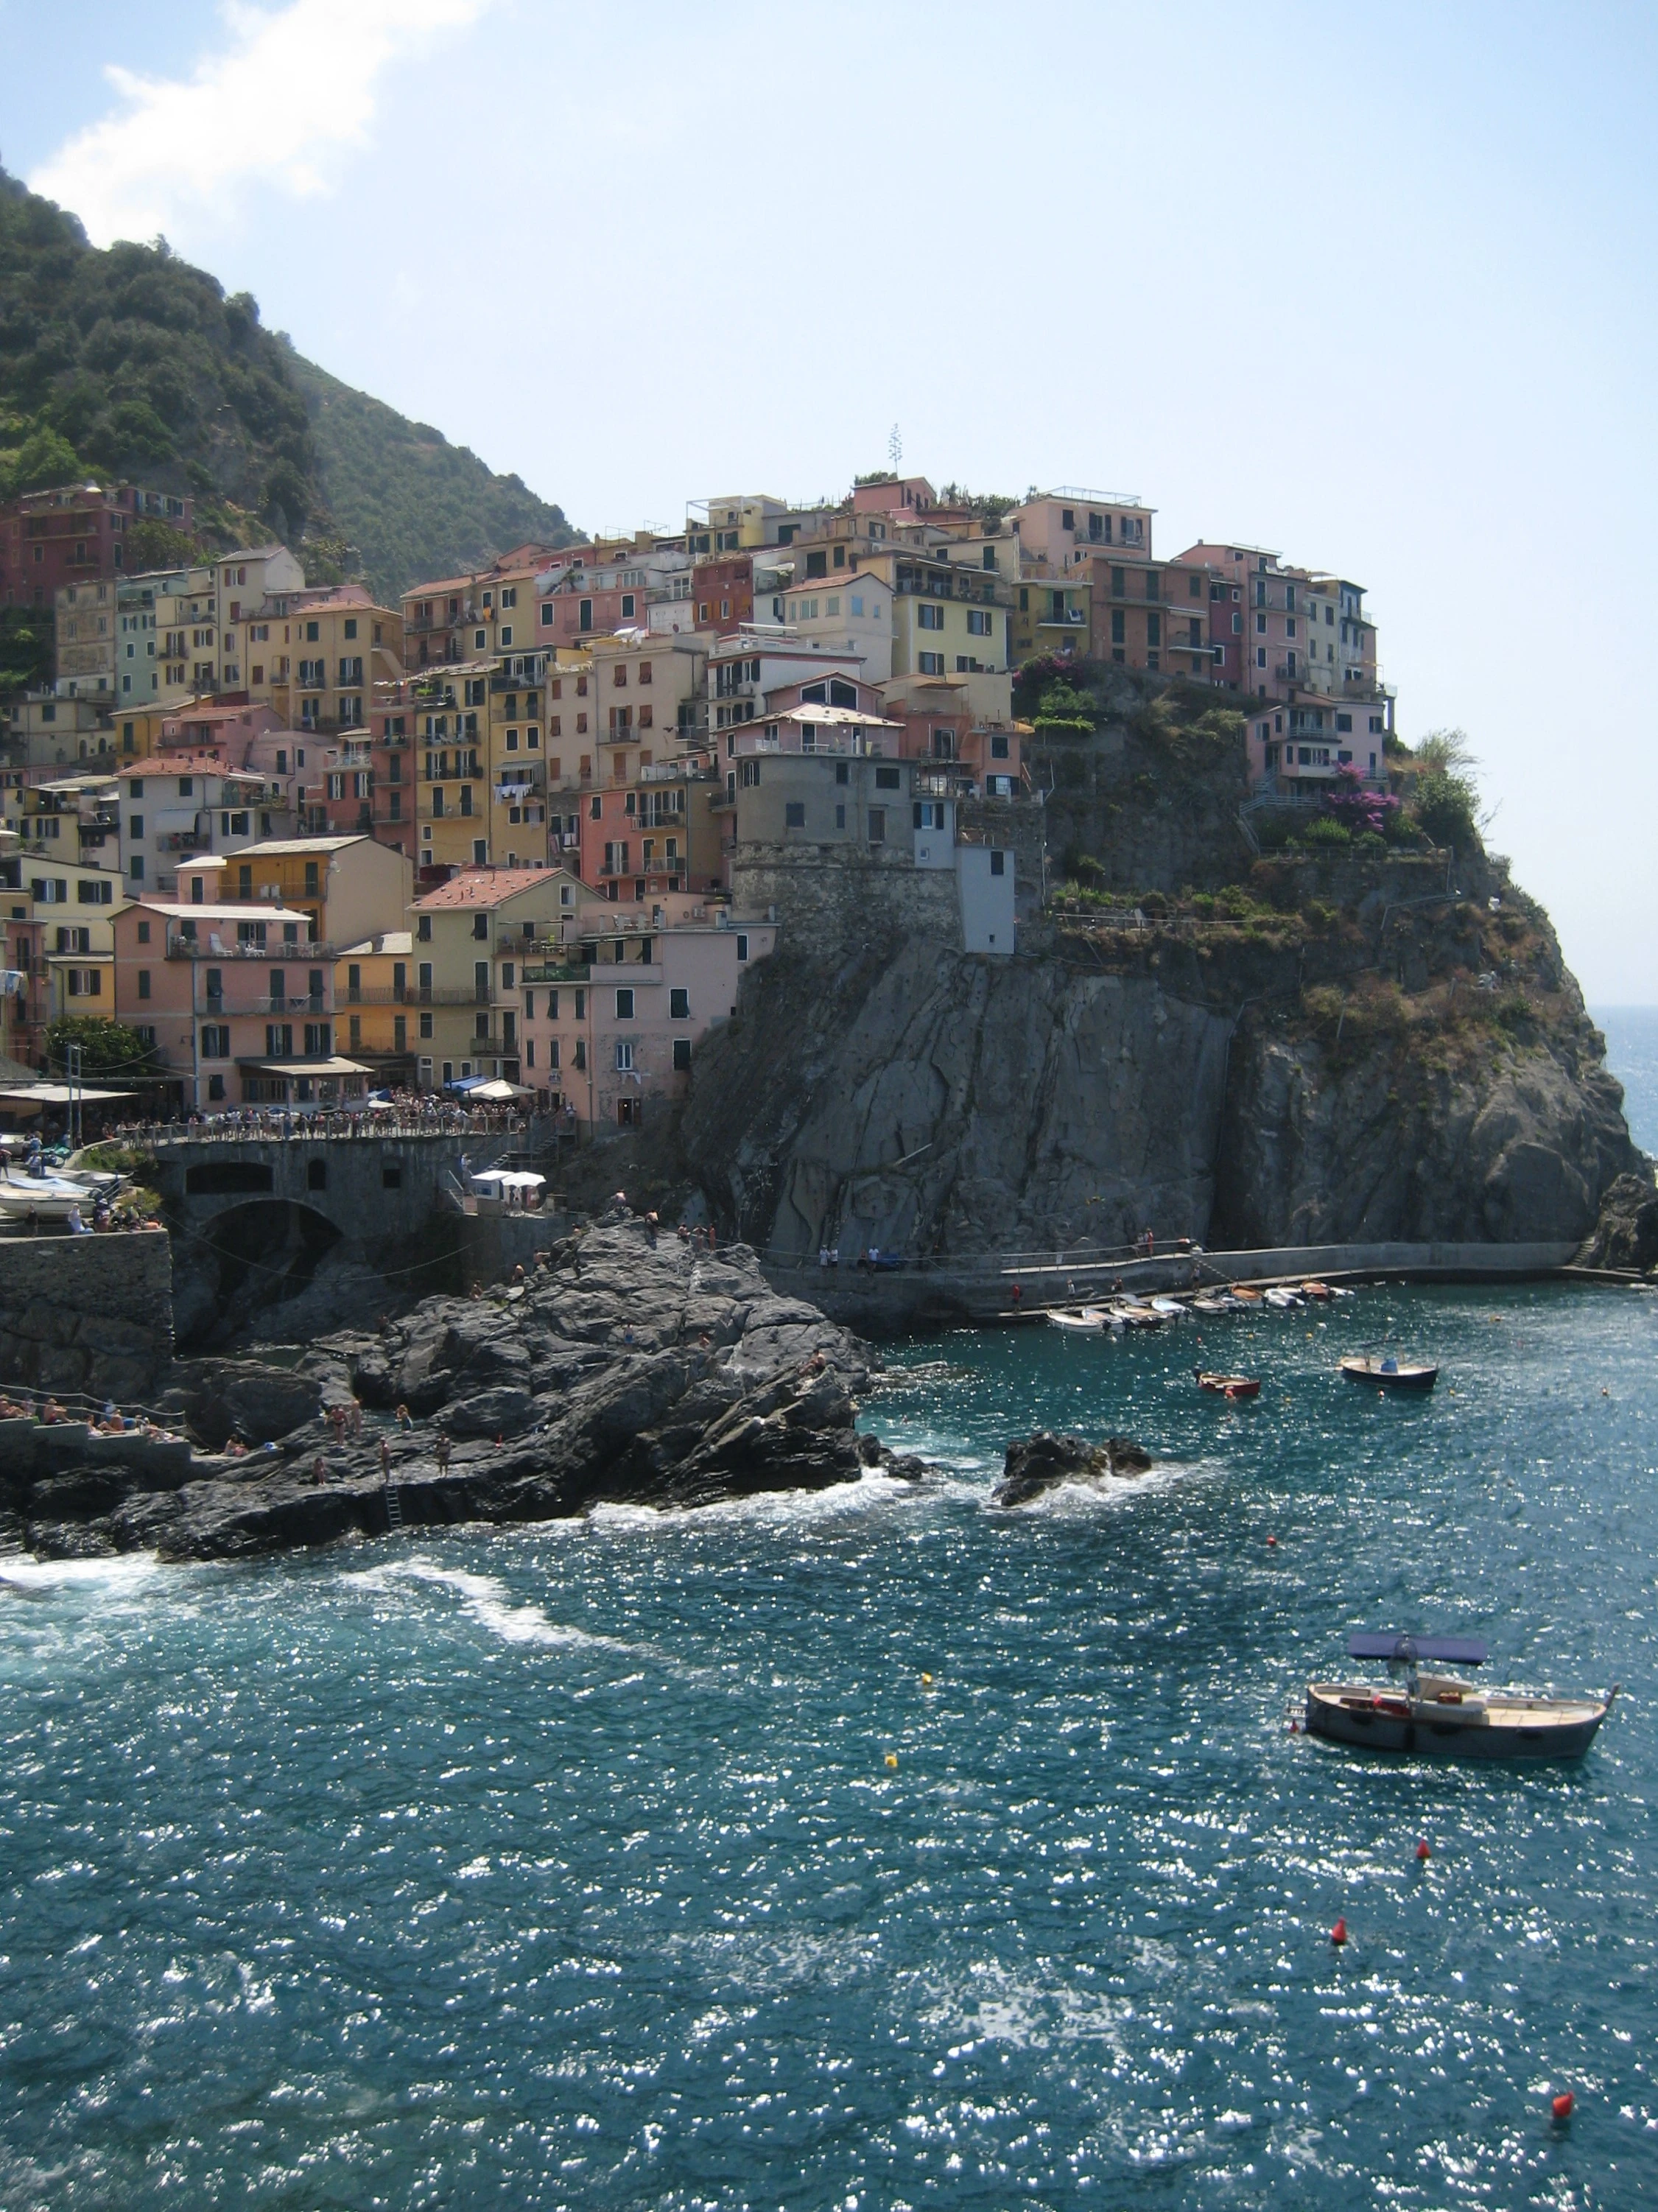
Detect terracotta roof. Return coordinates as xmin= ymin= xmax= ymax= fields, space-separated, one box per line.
xmin=412 ymin=866 xmax=562 ymax=910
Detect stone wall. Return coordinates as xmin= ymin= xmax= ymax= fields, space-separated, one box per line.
xmin=0 ymin=1230 xmax=174 ymax=1401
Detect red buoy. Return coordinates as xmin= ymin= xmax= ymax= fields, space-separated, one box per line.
xmin=1416 ymin=1839 xmax=1431 ymax=1861
xmin=1552 ymin=2092 xmax=1574 ymax=2122
xmin=1330 ymin=1917 xmax=1348 ymax=1946
xmin=1266 ymin=1534 xmax=1277 ymax=1548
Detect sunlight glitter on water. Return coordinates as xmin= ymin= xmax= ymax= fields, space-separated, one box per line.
xmin=2 ymin=1279 xmax=1657 ymax=2208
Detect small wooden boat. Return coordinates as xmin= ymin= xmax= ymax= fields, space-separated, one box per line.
xmin=1194 ymin=1369 xmax=1260 ymax=1400
xmin=1263 ymin=1286 xmax=1302 ymax=1309
xmin=1301 ymin=1279 xmax=1332 ymax=1300
xmin=1110 ymin=1301 xmax=1164 ymax=1330
xmin=1232 ymin=1285 xmax=1262 ymax=1302
xmin=1306 ymin=1634 xmax=1617 ymax=1761
xmin=1150 ymin=1296 xmax=1185 ymax=1319
xmin=1190 ymin=1296 xmax=1232 ymax=1316
xmin=1341 ymin=1355 xmax=1438 ymax=1392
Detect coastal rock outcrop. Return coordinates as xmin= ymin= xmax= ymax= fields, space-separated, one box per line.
xmin=1574 ymin=1171 xmax=1658 ymax=1274
xmin=2 ymin=1215 xmax=902 ymax=1563
xmin=992 ymin=1431 xmax=1153 ymax=1509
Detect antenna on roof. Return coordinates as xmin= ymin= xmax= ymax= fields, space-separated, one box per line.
xmin=888 ymin=423 xmax=902 ymax=471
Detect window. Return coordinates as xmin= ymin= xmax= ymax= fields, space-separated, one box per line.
xmin=1111 ymin=611 xmax=1125 ymax=645
xmin=1335 ymin=712 xmax=1353 ymax=733
xmin=200 ymin=1023 xmax=230 ymax=1057
xmin=916 ymin=603 xmax=944 ymax=630
xmin=615 ymin=987 xmax=635 ymax=1019
xmin=991 ymin=734 xmax=1010 ymax=760
xmin=137 ymin=969 xmax=152 ymax=1000
xmin=668 ymin=986 xmax=690 ymax=1020
xmin=136 ymin=920 xmax=150 ymax=944
xmin=990 ymin=849 xmax=1006 ymax=878
xmin=1147 ymin=613 xmax=1161 ymax=647
xmin=918 ymin=651 xmax=944 ymax=675
xmin=913 ymin=801 xmax=945 ymax=829
xmin=615 ymin=1040 xmax=634 ymax=1072
xmin=868 ymin=809 xmax=885 ymax=844
xmin=784 ymin=801 xmax=806 ymax=828
xmin=736 ymin=935 xmax=748 ymax=961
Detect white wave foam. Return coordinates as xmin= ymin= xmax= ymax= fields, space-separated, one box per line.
xmin=994 ymin=1458 xmax=1215 ymax=1517
xmin=0 ymin=1551 xmax=159 ymax=1591
xmin=587 ymin=1467 xmax=934 ymax=1534
xmin=356 ymin=1559 xmax=645 ymax=1657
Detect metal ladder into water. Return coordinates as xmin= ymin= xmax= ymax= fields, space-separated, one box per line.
xmin=384 ymin=1481 xmax=404 ymax=1532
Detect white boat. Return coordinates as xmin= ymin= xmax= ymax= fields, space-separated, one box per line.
xmin=1046 ymin=1305 xmax=1109 ymax=1332
xmin=1263 ymin=1286 xmax=1302 ymax=1309
xmin=1306 ymin=1634 xmax=1616 ymax=1761
xmin=1150 ymin=1296 xmax=1186 ymax=1319
xmin=0 ymin=1165 xmax=122 ymax=1221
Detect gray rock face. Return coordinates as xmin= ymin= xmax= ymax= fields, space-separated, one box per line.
xmin=8 ymin=1215 xmax=895 ymax=1562
xmin=1576 ymin=1171 xmax=1658 ymax=1272
xmin=1215 ymin=1028 xmax=1640 ymax=1249
xmin=677 ymin=881 xmax=1638 ymax=1265
xmin=992 ymin=1431 xmax=1153 ymax=1509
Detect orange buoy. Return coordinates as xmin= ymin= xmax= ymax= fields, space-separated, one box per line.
xmin=1416 ymin=1839 xmax=1431 ymax=1861
xmin=1331 ymin=1917 xmax=1348 ymax=1946
xmin=1552 ymin=2092 xmax=1574 ymax=2121
xmin=1266 ymin=1534 xmax=1277 ymax=1548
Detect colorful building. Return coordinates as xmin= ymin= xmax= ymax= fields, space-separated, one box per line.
xmin=407 ymin=865 xmax=584 ymax=1089
xmin=521 ymin=893 xmax=777 ymax=1131
xmin=1 ymin=482 xmax=192 ymax=611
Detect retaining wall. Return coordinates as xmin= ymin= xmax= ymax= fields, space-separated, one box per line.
xmin=0 ymin=1230 xmax=175 ymax=1399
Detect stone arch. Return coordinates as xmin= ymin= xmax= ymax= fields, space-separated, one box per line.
xmin=176 ymin=1198 xmax=344 ymax=1351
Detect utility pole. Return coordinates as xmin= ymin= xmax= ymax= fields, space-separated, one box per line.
xmin=66 ymin=1040 xmax=82 ymax=1151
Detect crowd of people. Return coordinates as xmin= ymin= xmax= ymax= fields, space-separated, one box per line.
xmin=110 ymin=1092 xmax=541 ymax=1145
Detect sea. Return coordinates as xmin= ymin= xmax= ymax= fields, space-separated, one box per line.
xmin=2 ymin=1027 xmax=1657 ymax=2209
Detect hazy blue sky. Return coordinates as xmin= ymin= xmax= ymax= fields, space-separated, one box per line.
xmin=4 ymin=1 xmax=1655 ymax=1000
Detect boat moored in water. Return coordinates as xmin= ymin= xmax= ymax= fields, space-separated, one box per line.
xmin=1341 ymin=1355 xmax=1439 ymax=1391
xmin=1306 ymin=1634 xmax=1616 ymax=1760
xmin=1194 ymin=1369 xmax=1260 ymax=1400
xmin=1046 ymin=1305 xmax=1109 ymax=1332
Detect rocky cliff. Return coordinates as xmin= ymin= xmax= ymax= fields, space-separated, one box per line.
xmin=669 ymin=681 xmax=1641 ymax=1267
xmin=5 ymin=1214 xmax=914 ymax=1563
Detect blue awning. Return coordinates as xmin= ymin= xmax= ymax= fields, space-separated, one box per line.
xmin=1348 ymin=1633 xmax=1489 ymax=1667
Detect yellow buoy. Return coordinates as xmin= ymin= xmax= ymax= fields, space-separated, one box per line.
xmin=885 ymin=1752 xmax=899 ymax=1769
xmin=921 ymin=1671 xmax=935 ymax=1687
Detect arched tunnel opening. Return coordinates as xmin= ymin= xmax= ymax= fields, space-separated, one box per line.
xmin=175 ymin=1198 xmax=345 ymax=1353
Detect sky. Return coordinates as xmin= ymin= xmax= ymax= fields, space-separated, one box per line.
xmin=4 ymin=0 xmax=1656 ymax=1000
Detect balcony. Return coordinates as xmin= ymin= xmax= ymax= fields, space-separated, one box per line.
xmin=167 ymin=935 xmax=336 ymax=959
xmin=158 ymin=831 xmax=210 ymax=852
xmin=421 ymin=759 xmax=482 ymax=782
xmin=521 ymin=961 xmax=590 ymax=985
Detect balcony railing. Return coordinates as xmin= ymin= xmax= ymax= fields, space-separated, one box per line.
xmin=166 ymin=935 xmax=335 ymax=959
xmin=521 ymin=961 xmax=590 ymax=984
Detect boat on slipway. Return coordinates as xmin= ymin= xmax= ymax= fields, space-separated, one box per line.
xmin=1305 ymin=1634 xmax=1615 ymax=1760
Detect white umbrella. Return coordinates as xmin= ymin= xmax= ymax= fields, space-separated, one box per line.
xmin=466 ymin=1077 xmax=535 ymax=1100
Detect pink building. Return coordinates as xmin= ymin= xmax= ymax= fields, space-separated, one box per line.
xmin=112 ymin=894 xmax=348 ymax=1109
xmin=520 ymin=893 xmax=776 ymax=1132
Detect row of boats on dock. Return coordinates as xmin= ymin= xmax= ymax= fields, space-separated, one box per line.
xmin=1044 ymin=1280 xmax=1439 ymax=1394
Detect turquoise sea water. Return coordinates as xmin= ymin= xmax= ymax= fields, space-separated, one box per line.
xmin=4 ymin=1283 xmax=1658 ymax=2208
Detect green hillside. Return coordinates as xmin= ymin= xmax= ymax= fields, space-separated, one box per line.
xmin=0 ymin=166 xmax=580 ymax=603
xmin=287 ymin=352 xmax=578 ymax=604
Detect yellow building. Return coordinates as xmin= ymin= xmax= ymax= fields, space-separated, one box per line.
xmin=411 ymin=664 xmax=488 ymax=875
xmin=850 ymin=546 xmax=1012 ymax=681
xmin=408 ymin=864 xmax=583 ymax=1088
xmin=205 ymin=834 xmax=412 ymax=948
xmin=270 ymin=593 xmax=405 ymax=734
xmin=336 ymin=930 xmax=416 ymax=1084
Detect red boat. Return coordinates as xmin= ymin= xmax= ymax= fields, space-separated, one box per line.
xmin=1195 ymin=1369 xmax=1261 ymax=1401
